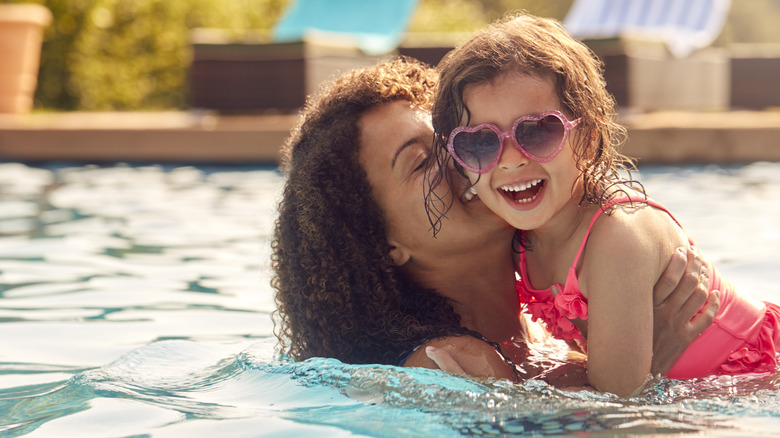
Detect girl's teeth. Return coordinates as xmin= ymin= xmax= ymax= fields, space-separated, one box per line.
xmin=499 ymin=179 xmax=543 ymax=204
xmin=501 ymin=179 xmax=542 ymax=192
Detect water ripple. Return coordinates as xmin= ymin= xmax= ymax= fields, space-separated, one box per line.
xmin=1 ymin=163 xmax=780 ymax=437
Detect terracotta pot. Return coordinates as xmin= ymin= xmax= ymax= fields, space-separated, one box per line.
xmin=0 ymin=4 xmax=52 ymax=113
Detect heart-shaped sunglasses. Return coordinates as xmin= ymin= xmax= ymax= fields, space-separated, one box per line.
xmin=447 ymin=110 xmax=582 ymax=174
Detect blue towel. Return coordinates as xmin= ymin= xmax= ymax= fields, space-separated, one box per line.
xmin=273 ymin=0 xmax=418 ymax=55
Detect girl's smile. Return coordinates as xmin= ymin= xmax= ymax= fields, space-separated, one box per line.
xmin=498 ymin=177 xmax=546 ymax=210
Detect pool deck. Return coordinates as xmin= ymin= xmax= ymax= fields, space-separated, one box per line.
xmin=1 ymin=110 xmax=779 ymax=164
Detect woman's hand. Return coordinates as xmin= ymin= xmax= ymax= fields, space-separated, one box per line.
xmin=651 ymin=246 xmax=720 ymax=375
xmin=403 ymin=335 xmax=519 ymax=382
xmin=537 ymin=351 xmax=589 ymax=389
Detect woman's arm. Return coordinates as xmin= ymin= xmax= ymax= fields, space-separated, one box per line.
xmin=402 ymin=335 xmax=519 ymax=381
xmin=404 ymin=335 xmax=593 ymax=388
xmin=651 ymin=245 xmax=719 ymax=375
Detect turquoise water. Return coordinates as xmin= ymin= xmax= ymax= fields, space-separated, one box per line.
xmin=1 ymin=162 xmax=779 ymax=437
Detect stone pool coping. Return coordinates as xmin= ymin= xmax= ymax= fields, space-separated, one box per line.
xmin=1 ymin=110 xmax=779 ymax=164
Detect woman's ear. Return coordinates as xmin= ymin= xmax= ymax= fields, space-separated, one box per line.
xmin=388 ymin=240 xmax=411 ymax=266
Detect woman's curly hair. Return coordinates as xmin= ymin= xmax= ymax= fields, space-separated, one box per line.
xmin=272 ymin=57 xmax=468 ymax=365
xmin=426 ymin=13 xmax=637 ymax=234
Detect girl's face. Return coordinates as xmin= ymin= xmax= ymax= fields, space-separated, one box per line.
xmin=459 ymin=71 xmax=582 ymax=232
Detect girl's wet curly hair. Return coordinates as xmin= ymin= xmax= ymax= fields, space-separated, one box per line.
xmin=272 ymin=57 xmax=467 ymax=365
xmin=426 ymin=13 xmax=637 ymax=234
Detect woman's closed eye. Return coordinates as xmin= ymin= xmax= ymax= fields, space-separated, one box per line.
xmin=412 ymin=154 xmax=430 ymax=172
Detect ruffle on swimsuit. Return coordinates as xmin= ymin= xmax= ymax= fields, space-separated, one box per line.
xmin=516 ymin=257 xmax=587 ymax=342
xmin=670 ymin=296 xmax=780 ymax=378
xmin=725 ymin=301 xmax=780 ymax=374
xmin=720 ymin=302 xmax=780 ymax=374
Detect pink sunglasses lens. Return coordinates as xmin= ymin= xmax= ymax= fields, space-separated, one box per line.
xmin=514 ymin=115 xmax=565 ymax=159
xmin=452 ymin=128 xmax=501 ymax=172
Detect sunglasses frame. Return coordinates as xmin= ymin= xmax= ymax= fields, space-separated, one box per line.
xmin=446 ymin=110 xmax=582 ymax=174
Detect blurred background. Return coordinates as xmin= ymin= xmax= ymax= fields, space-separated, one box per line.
xmin=1 ymin=0 xmax=780 ymax=164
xmin=4 ymin=0 xmax=779 ymax=112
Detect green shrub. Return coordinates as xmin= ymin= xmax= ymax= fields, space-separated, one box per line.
xmin=6 ymin=0 xmax=779 ymax=111
xmin=9 ymin=0 xmax=289 ymax=110
xmin=34 ymin=0 xmax=98 ymax=110
xmin=8 ymin=0 xmax=550 ymax=110
xmin=69 ymin=0 xmax=191 ymax=110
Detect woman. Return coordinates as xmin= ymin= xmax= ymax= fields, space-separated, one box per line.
xmin=271 ymin=57 xmax=717 ymax=384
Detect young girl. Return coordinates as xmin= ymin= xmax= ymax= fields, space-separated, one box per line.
xmin=428 ymin=14 xmax=780 ymax=397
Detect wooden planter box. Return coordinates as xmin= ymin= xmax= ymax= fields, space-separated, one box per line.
xmin=189 ymin=30 xmax=385 ymax=111
xmin=730 ymin=45 xmax=780 ymax=109
xmin=585 ymin=38 xmax=729 ymax=111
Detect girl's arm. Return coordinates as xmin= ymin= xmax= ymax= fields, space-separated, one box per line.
xmin=582 ymin=207 xmax=689 ymax=396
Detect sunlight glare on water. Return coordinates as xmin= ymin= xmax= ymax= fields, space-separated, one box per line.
xmin=1 ymin=162 xmax=779 ymax=437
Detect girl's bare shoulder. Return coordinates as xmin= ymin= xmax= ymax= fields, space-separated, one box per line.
xmin=583 ymin=199 xmax=689 ymax=288
xmin=592 ymin=199 xmax=684 ymax=245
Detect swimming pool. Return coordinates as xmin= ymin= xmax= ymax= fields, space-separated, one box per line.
xmin=1 ymin=161 xmax=779 ymax=437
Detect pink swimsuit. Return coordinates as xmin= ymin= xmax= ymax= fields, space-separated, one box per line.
xmin=516 ymin=197 xmax=780 ymax=379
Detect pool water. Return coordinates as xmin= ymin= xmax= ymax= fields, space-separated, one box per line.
xmin=1 ymin=162 xmax=779 ymax=437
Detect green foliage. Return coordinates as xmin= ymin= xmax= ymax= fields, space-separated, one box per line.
xmin=27 ymin=0 xmax=289 ymax=110
xmin=483 ymin=0 xmax=573 ymax=21
xmin=10 ymin=0 xmax=780 ymax=110
xmin=714 ymin=0 xmax=780 ymax=45
xmin=407 ymin=0 xmax=573 ymax=33
xmin=407 ymin=0 xmax=487 ymax=33
xmin=33 ymin=0 xmax=98 ymax=110
xmin=70 ymin=0 xmax=191 ymax=110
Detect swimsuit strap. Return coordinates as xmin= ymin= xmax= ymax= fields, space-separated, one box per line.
xmin=569 ymin=195 xmax=674 ymax=270
xmin=568 ymin=202 xmax=613 ymax=271
xmin=642 ymin=198 xmax=683 ymax=229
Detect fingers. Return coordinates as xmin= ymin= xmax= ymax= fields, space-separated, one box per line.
xmin=425 ymin=346 xmax=467 ymax=374
xmin=675 ymin=247 xmax=713 ymax=327
xmin=686 ymin=289 xmax=720 ymax=338
xmin=653 ymin=247 xmax=687 ymax=307
xmin=654 ymin=246 xmax=704 ymax=308
xmin=677 ymin=273 xmax=708 ymax=323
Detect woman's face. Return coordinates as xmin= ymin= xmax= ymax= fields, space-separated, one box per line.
xmin=358 ymin=100 xmax=512 ymax=266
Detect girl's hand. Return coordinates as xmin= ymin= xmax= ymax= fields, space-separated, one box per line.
xmin=651 ymin=246 xmax=720 ymax=375
xmin=403 ymin=335 xmax=518 ymax=381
